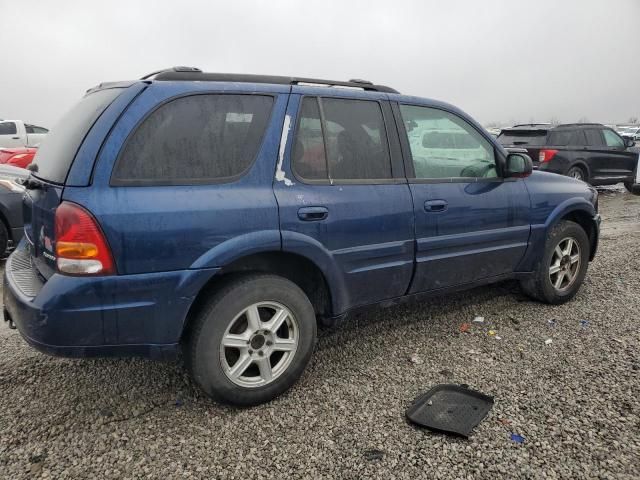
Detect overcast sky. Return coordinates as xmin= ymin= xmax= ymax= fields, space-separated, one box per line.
xmin=1 ymin=0 xmax=638 ymax=128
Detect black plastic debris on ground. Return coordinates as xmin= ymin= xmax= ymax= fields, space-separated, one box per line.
xmin=406 ymin=384 xmax=494 ymax=438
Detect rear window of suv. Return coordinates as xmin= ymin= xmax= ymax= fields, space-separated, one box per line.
xmin=33 ymin=88 xmax=122 ymax=184
xmin=112 ymin=94 xmax=274 ymax=185
xmin=497 ymin=130 xmax=547 ymax=146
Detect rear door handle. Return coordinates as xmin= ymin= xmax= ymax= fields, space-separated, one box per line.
xmin=424 ymin=199 xmax=448 ymax=212
xmin=298 ymin=206 xmax=328 ymax=221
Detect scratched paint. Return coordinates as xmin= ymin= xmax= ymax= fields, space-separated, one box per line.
xmin=275 ymin=114 xmax=294 ymax=186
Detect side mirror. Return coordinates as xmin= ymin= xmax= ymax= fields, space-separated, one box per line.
xmin=504 ymin=153 xmax=533 ymax=178
xmin=622 ymin=135 xmax=636 ymax=148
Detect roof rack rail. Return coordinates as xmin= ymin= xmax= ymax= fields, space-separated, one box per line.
xmin=140 ymin=66 xmax=202 ymax=80
xmin=512 ymin=123 xmax=551 ymax=127
xmin=150 ymin=69 xmax=399 ymax=93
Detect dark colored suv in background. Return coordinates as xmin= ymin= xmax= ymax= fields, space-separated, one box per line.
xmin=498 ymin=123 xmax=638 ymax=191
xmin=4 ymin=68 xmax=601 ymax=406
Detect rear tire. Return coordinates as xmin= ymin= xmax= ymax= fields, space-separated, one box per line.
xmin=185 ymin=274 xmax=317 ymax=406
xmin=520 ymin=220 xmax=590 ymax=304
xmin=566 ymin=165 xmax=588 ymax=183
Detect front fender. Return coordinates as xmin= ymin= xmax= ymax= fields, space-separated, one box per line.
xmin=544 ymin=197 xmax=596 ymax=228
xmin=517 ymin=197 xmax=597 ymax=272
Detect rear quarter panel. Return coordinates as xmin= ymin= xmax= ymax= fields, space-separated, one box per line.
xmin=63 ymin=82 xmax=290 ymax=274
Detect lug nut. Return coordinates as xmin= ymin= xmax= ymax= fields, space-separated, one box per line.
xmin=258 ymin=351 xmax=264 ymax=356
xmin=266 ymin=341 xmax=273 ymax=346
xmin=248 ymin=350 xmax=253 ymax=355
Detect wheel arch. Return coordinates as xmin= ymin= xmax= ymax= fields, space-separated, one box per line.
xmin=545 ymin=199 xmax=598 ymax=260
xmin=180 ymin=251 xmax=334 ymax=342
xmin=567 ymin=160 xmax=591 ymax=181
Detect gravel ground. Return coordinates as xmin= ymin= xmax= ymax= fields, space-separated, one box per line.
xmin=1 ymin=187 xmax=639 ymax=479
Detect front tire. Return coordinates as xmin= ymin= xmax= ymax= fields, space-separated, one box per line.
xmin=520 ymin=220 xmax=590 ymax=304
xmin=185 ymin=274 xmax=317 ymax=406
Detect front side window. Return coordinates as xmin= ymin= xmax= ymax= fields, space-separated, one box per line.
xmin=399 ymin=105 xmax=497 ymax=179
xmin=0 ymin=122 xmax=17 ymax=135
xmin=292 ymin=97 xmax=392 ymax=181
xmin=602 ymin=129 xmax=624 ymax=148
xmin=113 ymin=94 xmax=274 ymax=185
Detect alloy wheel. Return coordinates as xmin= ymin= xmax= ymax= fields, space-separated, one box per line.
xmin=549 ymin=237 xmax=581 ymax=292
xmin=220 ymin=302 xmax=299 ymax=388
xmin=568 ymin=168 xmax=584 ymax=180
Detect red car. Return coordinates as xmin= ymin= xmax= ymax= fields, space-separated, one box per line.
xmin=0 ymin=147 xmax=37 ymax=168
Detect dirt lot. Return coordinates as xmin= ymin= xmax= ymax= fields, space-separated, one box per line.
xmin=1 ymin=187 xmax=639 ymax=479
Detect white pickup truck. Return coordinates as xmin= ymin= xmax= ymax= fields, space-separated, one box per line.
xmin=0 ymin=120 xmax=48 ymax=148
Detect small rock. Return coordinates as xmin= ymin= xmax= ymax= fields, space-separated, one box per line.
xmin=364 ymin=449 xmax=385 ymax=461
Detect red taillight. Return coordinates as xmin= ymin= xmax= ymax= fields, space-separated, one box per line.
xmin=539 ymin=149 xmax=558 ymax=163
xmin=54 ymin=201 xmax=115 ymax=275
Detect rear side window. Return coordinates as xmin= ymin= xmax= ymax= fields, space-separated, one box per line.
xmin=0 ymin=122 xmax=17 ymax=135
xmin=33 ymin=88 xmax=122 ymax=183
xmin=497 ymin=130 xmax=547 ymax=146
xmin=322 ymin=98 xmax=391 ymax=180
xmin=113 ymin=95 xmax=274 ymax=185
xmin=27 ymin=125 xmax=48 ymax=134
xmin=584 ymin=129 xmax=604 ymax=147
xmin=292 ymin=97 xmax=392 ymax=181
xmin=292 ymin=98 xmax=327 ymax=180
xmin=548 ymin=129 xmax=583 ymax=146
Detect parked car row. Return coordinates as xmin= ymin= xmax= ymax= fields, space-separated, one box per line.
xmin=497 ymin=123 xmax=638 ymax=192
xmin=616 ymin=125 xmax=640 ymax=140
xmin=0 ymin=147 xmax=37 ymax=168
xmin=0 ymin=120 xmax=47 ymax=148
xmin=0 ymin=165 xmax=28 ymax=256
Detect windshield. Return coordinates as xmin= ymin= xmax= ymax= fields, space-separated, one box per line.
xmin=32 ymin=88 xmax=122 ymax=184
xmin=497 ymin=130 xmax=548 ymax=146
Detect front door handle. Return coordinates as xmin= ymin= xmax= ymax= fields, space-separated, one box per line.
xmin=298 ymin=206 xmax=328 ymax=221
xmin=424 ymin=199 xmax=448 ymax=212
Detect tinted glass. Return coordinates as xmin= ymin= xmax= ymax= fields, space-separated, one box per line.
xmin=322 ymin=98 xmax=391 ymax=180
xmin=33 ymin=88 xmax=122 ymax=183
xmin=113 ymin=94 xmax=273 ymax=185
xmin=0 ymin=122 xmax=17 ymax=135
xmin=548 ymin=129 xmax=582 ymax=146
xmin=400 ymin=105 xmax=497 ymax=179
xmin=572 ymin=130 xmax=587 ymax=146
xmin=32 ymin=126 xmax=48 ymax=134
xmin=584 ymin=129 xmax=604 ymax=146
xmin=497 ymin=130 xmax=547 ymax=146
xmin=602 ymin=129 xmax=624 ymax=148
xmin=292 ymin=98 xmax=328 ymax=180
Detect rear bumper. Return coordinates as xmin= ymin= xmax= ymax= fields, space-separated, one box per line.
xmin=3 ymin=242 xmax=219 ymax=358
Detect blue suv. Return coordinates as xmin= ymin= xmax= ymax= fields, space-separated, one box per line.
xmin=3 ymin=67 xmax=600 ymax=405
